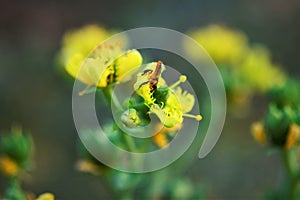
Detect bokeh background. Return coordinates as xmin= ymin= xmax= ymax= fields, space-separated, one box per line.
xmin=0 ymin=0 xmax=299 ymax=199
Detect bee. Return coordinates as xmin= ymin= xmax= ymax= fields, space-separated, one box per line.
xmin=139 ymin=61 xmax=162 ymax=90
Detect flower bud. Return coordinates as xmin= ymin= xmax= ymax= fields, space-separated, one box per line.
xmin=121 ymin=108 xmax=141 ymax=128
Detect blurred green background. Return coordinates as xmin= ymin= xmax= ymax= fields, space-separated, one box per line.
xmin=0 ymin=0 xmax=299 ymax=199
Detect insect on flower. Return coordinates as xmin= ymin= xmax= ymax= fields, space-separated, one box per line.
xmin=133 ymin=61 xmax=202 ymax=128
xmin=139 ymin=60 xmax=163 ymax=91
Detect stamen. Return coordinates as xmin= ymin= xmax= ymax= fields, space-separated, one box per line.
xmin=78 ymin=85 xmax=92 ymax=96
xmin=169 ymin=75 xmax=187 ymax=89
xmin=183 ymin=113 xmax=203 ymax=121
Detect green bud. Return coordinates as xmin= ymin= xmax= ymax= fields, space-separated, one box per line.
xmin=0 ymin=129 xmax=32 ymax=168
xmin=121 ymin=108 xmax=141 ymax=128
xmin=264 ymin=104 xmax=300 ymax=146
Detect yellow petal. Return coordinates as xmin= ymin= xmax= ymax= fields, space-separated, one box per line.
xmin=150 ymin=92 xmax=183 ymax=128
xmin=174 ymin=87 xmax=195 ymax=113
xmin=60 ymin=25 xmax=112 ymax=66
xmin=82 ymin=57 xmax=114 ymax=87
xmin=36 ymin=193 xmax=55 ymax=200
xmin=115 ymin=49 xmax=143 ymax=82
xmin=65 ymin=54 xmax=92 ymax=85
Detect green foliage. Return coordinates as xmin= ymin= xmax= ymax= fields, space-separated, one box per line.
xmin=106 ymin=170 xmax=141 ymax=193
xmin=268 ymin=79 xmax=300 ymax=108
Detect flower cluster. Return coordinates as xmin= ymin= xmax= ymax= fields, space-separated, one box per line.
xmin=187 ymin=25 xmax=286 ymax=111
xmin=59 ymin=25 xmax=202 ymax=148
xmin=58 ymin=24 xmax=204 ymax=199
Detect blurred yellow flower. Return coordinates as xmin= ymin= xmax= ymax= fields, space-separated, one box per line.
xmin=60 ymin=24 xmax=112 ymax=66
xmin=75 ymin=160 xmax=103 ymax=176
xmin=36 ymin=193 xmax=55 ymax=200
xmin=188 ymin=25 xmax=248 ymax=65
xmin=153 ymin=123 xmax=182 ymax=148
xmin=239 ymin=45 xmax=286 ymax=92
xmin=187 ymin=25 xmax=287 ymax=97
xmin=153 ymin=131 xmax=169 ymax=148
xmin=0 ymin=156 xmax=19 ymax=177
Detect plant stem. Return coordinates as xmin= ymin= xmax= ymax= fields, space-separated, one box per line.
xmin=103 ymin=87 xmax=138 ymax=153
xmin=123 ymin=133 xmax=137 ymax=152
xmin=282 ymin=149 xmax=298 ymax=200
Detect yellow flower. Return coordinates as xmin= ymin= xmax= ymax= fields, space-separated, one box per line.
xmin=286 ymin=124 xmax=300 ymax=149
xmin=68 ymin=42 xmax=142 ymax=88
xmin=251 ymin=122 xmax=267 ymax=145
xmin=188 ymin=25 xmax=248 ymax=65
xmin=60 ymin=25 xmax=143 ymax=89
xmin=60 ymin=24 xmax=112 ymax=66
xmin=0 ymin=156 xmax=19 ymax=177
xmin=150 ymin=91 xmax=185 ymax=128
xmin=134 ymin=61 xmax=202 ymax=128
xmin=36 ymin=193 xmax=55 ymax=200
xmin=149 ymin=76 xmax=201 ymax=128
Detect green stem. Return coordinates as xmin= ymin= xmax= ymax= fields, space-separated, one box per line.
xmin=103 ymin=87 xmax=138 ymax=153
xmin=123 ymin=133 xmax=137 ymax=152
xmin=282 ymin=149 xmax=298 ymax=200
xmin=102 ymin=86 xmax=123 ymax=111
xmin=102 ymin=86 xmax=140 ymax=200
xmin=119 ymin=188 xmax=135 ymax=200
